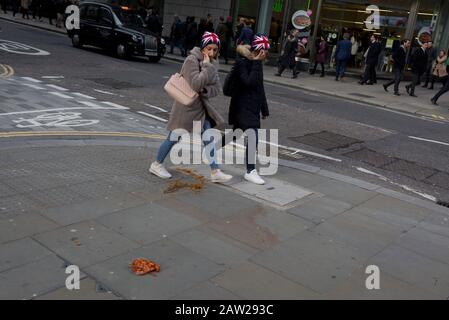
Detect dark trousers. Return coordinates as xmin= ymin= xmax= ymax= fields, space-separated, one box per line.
xmin=362 ymin=63 xmax=377 ymax=84
xmin=430 ymin=75 xmax=448 ymax=88
xmin=170 ymin=38 xmax=186 ymax=56
xmin=384 ymin=68 xmax=403 ymax=93
xmin=22 ymin=8 xmax=29 ymax=19
xmin=278 ymin=63 xmax=298 ymax=76
xmin=220 ymin=41 xmax=229 ymax=63
xmin=12 ymin=3 xmax=19 ymax=16
xmin=336 ymin=59 xmax=348 ymax=78
xmin=245 ymin=128 xmax=259 ymax=173
xmin=311 ymin=61 xmax=325 ymax=76
xmin=432 ymin=78 xmax=449 ymax=103
xmin=423 ymin=64 xmax=433 ymax=86
xmin=407 ymin=72 xmax=424 ymax=95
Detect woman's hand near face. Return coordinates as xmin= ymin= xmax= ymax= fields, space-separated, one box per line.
xmin=203 ymin=53 xmax=211 ymax=64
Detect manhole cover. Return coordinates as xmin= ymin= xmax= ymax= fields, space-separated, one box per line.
xmin=349 ymin=93 xmax=376 ymax=99
xmin=289 ymin=131 xmax=362 ymax=151
xmin=424 ymin=171 xmax=449 ymax=190
xmin=344 ymin=148 xmax=396 ymax=168
xmin=88 ymin=78 xmax=143 ymax=89
xmin=382 ymin=160 xmax=437 ymax=181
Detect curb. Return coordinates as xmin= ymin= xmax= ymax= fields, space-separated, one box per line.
xmin=1 ymin=134 xmax=447 ymax=214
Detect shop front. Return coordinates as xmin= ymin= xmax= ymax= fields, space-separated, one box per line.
xmin=247 ymin=0 xmax=449 ymax=72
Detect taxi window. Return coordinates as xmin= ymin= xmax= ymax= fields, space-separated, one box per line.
xmin=99 ymin=7 xmax=113 ymax=25
xmin=85 ymin=5 xmax=99 ymax=21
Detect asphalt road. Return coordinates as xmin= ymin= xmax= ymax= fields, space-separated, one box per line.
xmin=1 ymin=20 xmax=449 ymax=204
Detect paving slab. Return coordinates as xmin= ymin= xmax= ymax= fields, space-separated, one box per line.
xmin=85 ymin=239 xmax=225 ymax=300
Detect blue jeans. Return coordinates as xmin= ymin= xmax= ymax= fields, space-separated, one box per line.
xmin=336 ymin=59 xmax=349 ymax=78
xmin=156 ymin=119 xmax=219 ymax=170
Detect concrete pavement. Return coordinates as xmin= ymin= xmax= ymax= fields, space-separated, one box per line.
xmin=0 ymin=77 xmax=449 ymax=300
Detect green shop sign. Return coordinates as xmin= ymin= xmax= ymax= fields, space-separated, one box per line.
xmin=273 ymin=0 xmax=283 ymax=13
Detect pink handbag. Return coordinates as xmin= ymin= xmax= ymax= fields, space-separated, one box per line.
xmin=164 ymin=73 xmax=198 ymax=106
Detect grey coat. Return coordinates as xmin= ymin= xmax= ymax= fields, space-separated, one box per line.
xmin=166 ymin=47 xmax=224 ymax=132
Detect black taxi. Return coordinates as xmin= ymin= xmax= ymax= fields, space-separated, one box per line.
xmin=67 ymin=2 xmax=165 ymax=62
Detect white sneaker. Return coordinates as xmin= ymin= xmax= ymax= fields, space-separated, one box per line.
xmin=244 ymin=169 xmax=265 ymax=185
xmin=149 ymin=162 xmax=172 ymax=179
xmin=211 ymin=169 xmax=233 ymax=183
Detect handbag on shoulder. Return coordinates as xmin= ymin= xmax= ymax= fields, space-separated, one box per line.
xmin=164 ymin=73 xmax=199 ymax=106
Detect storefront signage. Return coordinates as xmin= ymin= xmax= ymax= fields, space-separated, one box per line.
xmin=292 ymin=10 xmax=311 ymax=30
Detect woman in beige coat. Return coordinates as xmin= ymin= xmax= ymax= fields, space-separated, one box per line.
xmin=150 ymin=32 xmax=233 ymax=183
xmin=429 ymin=50 xmax=448 ymax=90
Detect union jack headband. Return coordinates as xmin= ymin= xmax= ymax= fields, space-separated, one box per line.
xmin=251 ymin=34 xmax=270 ymax=51
xmin=201 ymin=32 xmax=221 ymax=49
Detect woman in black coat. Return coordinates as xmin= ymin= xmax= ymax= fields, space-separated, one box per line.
xmin=275 ymin=29 xmax=299 ymax=78
xmin=229 ymin=36 xmax=270 ymax=185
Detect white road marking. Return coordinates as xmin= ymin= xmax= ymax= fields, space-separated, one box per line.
xmin=0 ymin=40 xmax=50 ymax=55
xmin=72 ymin=93 xmax=96 ymax=100
xmin=101 ymin=101 xmax=128 ymax=110
xmin=49 ymin=92 xmax=74 ymax=99
xmin=42 ymin=76 xmax=64 ymax=79
xmin=46 ymin=84 xmax=69 ymax=91
xmin=77 ymin=101 xmax=107 ymax=108
xmin=144 ymin=103 xmax=168 ymax=113
xmin=21 ymin=77 xmax=42 ymax=83
xmin=94 ymin=89 xmax=116 ymax=95
xmin=261 ymin=139 xmax=342 ymax=162
xmin=356 ymin=122 xmax=394 ymax=134
xmin=21 ymin=83 xmax=46 ymax=90
xmin=408 ymin=136 xmax=449 ymax=147
xmin=137 ymin=111 xmax=168 ymax=122
xmin=355 ymin=167 xmax=437 ymax=202
xmin=0 ymin=107 xmax=105 ymax=116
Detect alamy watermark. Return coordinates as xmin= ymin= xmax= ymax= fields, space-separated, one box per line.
xmin=168 ymin=121 xmax=279 ymax=175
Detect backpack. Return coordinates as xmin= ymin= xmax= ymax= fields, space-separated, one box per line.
xmin=223 ymin=65 xmax=237 ymax=97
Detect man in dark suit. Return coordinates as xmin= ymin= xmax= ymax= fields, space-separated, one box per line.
xmin=406 ymin=42 xmax=429 ymax=97
xmin=360 ymin=35 xmax=381 ymax=85
xmin=383 ymin=39 xmax=411 ymax=96
xmin=334 ymin=33 xmax=352 ymax=81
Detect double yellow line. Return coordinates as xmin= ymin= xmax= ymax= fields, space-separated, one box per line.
xmin=0 ymin=64 xmax=14 ymax=77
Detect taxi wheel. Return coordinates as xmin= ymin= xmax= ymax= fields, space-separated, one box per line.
xmin=72 ymin=34 xmax=83 ymax=48
xmin=116 ymin=43 xmax=128 ymax=59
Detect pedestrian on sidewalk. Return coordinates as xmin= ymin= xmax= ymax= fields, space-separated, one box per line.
xmin=431 ymin=75 xmax=449 ymax=106
xmin=12 ymin=0 xmax=20 ymax=17
xmin=184 ymin=16 xmax=197 ymax=51
xmin=229 ymin=35 xmax=270 ymax=185
xmin=236 ymin=18 xmax=254 ymax=46
xmin=21 ymin=0 xmax=30 ymax=19
xmin=46 ymin=0 xmax=57 ymax=25
xmin=1 ymin=0 xmax=7 ymax=14
xmin=428 ymin=50 xmax=448 ymax=90
xmin=30 ymin=0 xmax=42 ymax=21
xmin=422 ymin=41 xmax=438 ymax=88
xmin=334 ymin=33 xmax=352 ymax=81
xmin=275 ymin=29 xmax=298 ymax=78
xmin=150 ymin=32 xmax=233 ymax=184
xmin=55 ymin=0 xmax=66 ymax=28
xmin=359 ymin=35 xmax=381 ymax=85
xmin=383 ymin=39 xmax=410 ymax=96
xmin=169 ymin=15 xmax=187 ymax=57
xmin=406 ymin=42 xmax=429 ymax=97
xmin=310 ymin=35 xmax=328 ymax=77
xmin=215 ymin=16 xmax=229 ymax=64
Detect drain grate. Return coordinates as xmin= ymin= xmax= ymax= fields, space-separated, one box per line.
xmin=289 ymin=131 xmax=362 ymax=151
xmin=88 ymin=78 xmax=143 ymax=89
xmin=349 ymin=92 xmax=376 ymax=99
xmin=382 ymin=160 xmax=437 ymax=181
xmin=344 ymin=148 xmax=396 ymax=168
xmin=437 ymin=200 xmax=449 ymax=208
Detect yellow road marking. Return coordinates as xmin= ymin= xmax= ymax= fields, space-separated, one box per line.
xmin=0 ymin=64 xmax=14 ymax=77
